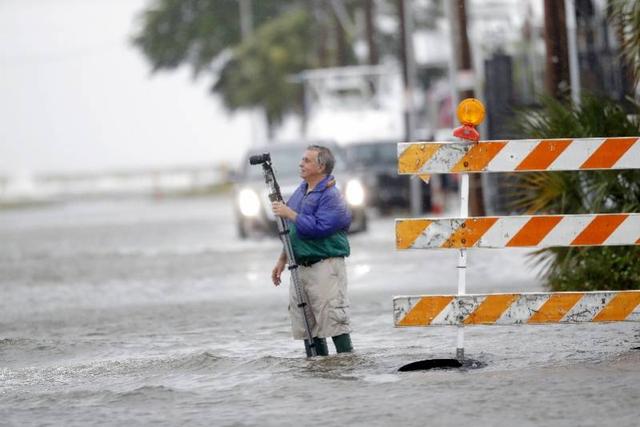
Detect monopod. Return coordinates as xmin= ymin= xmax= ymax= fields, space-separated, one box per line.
xmin=249 ymin=153 xmax=318 ymax=357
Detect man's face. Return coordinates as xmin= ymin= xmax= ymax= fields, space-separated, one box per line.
xmin=299 ymin=149 xmax=324 ymax=180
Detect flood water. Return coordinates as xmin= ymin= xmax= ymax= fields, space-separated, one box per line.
xmin=1 ymin=195 xmax=638 ymax=426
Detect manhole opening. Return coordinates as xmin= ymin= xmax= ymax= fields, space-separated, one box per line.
xmin=398 ymin=358 xmax=484 ymax=372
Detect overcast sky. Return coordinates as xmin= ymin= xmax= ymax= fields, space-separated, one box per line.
xmin=0 ymin=0 xmax=257 ymax=175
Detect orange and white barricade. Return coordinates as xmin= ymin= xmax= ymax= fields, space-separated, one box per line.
xmin=394 ymin=291 xmax=640 ymax=327
xmin=396 ymin=213 xmax=640 ymax=249
xmin=398 ymin=137 xmax=640 ymax=174
xmin=394 ymin=98 xmax=640 ymax=361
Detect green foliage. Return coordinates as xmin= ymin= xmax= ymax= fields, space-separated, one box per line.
xmin=132 ymin=0 xmax=293 ymax=75
xmin=609 ymin=0 xmax=640 ymax=86
xmin=132 ymin=0 xmax=362 ymax=129
xmin=536 ymin=246 xmax=640 ymax=291
xmin=214 ymin=8 xmax=314 ymax=126
xmin=512 ymin=95 xmax=640 ymax=291
xmin=517 ymin=95 xmax=640 ymax=140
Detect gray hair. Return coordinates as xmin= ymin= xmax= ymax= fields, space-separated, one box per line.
xmin=307 ymin=145 xmax=335 ymax=174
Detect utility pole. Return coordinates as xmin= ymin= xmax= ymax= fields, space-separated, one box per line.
xmin=239 ymin=0 xmax=252 ymax=39
xmin=398 ymin=0 xmax=421 ymax=216
xmin=448 ymin=0 xmax=485 ymax=216
xmin=543 ymin=0 xmax=570 ymax=99
xmin=334 ymin=8 xmax=349 ymax=66
xmin=312 ymin=1 xmax=330 ymax=67
xmin=565 ymin=0 xmax=581 ymax=105
xmin=456 ymin=0 xmax=474 ymax=100
xmin=365 ymin=0 xmax=379 ymax=65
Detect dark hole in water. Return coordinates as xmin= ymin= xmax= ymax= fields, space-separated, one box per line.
xmin=398 ymin=358 xmax=484 ymax=372
xmin=632 ymin=346 xmax=640 ymax=351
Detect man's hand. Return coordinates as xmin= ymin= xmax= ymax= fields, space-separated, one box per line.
xmin=271 ymin=201 xmax=297 ymax=221
xmin=271 ymin=257 xmax=286 ymax=286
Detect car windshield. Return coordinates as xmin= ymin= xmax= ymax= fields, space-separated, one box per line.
xmin=243 ymin=145 xmax=346 ymax=180
xmin=346 ymin=142 xmax=397 ymax=167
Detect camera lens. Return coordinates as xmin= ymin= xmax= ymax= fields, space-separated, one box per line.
xmin=249 ymin=153 xmax=270 ymax=165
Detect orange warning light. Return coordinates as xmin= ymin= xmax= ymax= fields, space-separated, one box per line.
xmin=456 ymin=98 xmax=485 ymax=126
xmin=453 ymin=98 xmax=485 ymax=142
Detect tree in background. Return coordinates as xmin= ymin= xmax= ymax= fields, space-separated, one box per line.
xmin=131 ymin=0 xmax=388 ymax=133
xmin=513 ymin=96 xmax=640 ymax=291
xmin=508 ymin=0 xmax=640 ymax=292
xmin=132 ymin=0 xmax=294 ymax=75
xmin=213 ymin=9 xmax=314 ymax=132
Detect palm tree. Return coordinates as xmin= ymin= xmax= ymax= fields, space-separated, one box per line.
xmin=509 ymin=1 xmax=640 ymax=291
xmin=609 ymin=0 xmax=640 ymax=88
xmin=512 ymin=95 xmax=640 ymax=291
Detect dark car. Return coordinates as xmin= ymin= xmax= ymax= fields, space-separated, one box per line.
xmin=233 ymin=142 xmax=367 ymax=239
xmin=344 ymin=140 xmax=431 ymax=213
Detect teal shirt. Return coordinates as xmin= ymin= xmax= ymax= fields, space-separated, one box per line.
xmin=289 ymin=223 xmax=350 ymax=264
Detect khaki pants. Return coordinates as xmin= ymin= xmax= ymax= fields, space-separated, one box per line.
xmin=288 ymin=257 xmax=351 ymax=340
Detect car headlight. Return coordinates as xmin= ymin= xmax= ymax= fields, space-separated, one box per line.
xmin=238 ymin=188 xmax=261 ymax=217
xmin=345 ymin=179 xmax=365 ymax=206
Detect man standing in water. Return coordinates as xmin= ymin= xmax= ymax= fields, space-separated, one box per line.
xmin=271 ymin=145 xmax=353 ymax=356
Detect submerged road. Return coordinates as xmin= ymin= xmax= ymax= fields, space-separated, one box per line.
xmin=1 ymin=195 xmax=638 ymax=426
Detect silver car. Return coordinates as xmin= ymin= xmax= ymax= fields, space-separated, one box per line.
xmin=233 ymin=142 xmax=368 ymax=239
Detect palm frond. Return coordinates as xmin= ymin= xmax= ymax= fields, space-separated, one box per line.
xmin=609 ymin=0 xmax=640 ymax=87
xmin=512 ymin=94 xmax=640 ymax=291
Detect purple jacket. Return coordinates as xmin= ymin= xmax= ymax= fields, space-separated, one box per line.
xmin=286 ymin=175 xmax=352 ymax=239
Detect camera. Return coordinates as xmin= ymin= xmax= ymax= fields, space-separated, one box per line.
xmin=249 ymin=153 xmax=270 ymax=165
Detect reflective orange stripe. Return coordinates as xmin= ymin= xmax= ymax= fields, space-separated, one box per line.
xmin=441 ymin=217 xmax=499 ymax=248
xmin=571 ymin=214 xmax=628 ymax=246
xmin=396 ymin=219 xmax=432 ymax=249
xmin=463 ymin=294 xmax=519 ymax=324
xmin=515 ymin=139 xmax=572 ymax=171
xmin=592 ymin=292 xmax=640 ymax=321
xmin=506 ymin=216 xmax=563 ymax=247
xmin=398 ymin=296 xmax=454 ymax=326
xmin=451 ymin=142 xmax=506 ymax=172
xmin=398 ymin=144 xmax=440 ymax=174
xmin=528 ymin=293 xmax=582 ymax=323
xmin=580 ymin=137 xmax=637 ymax=169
